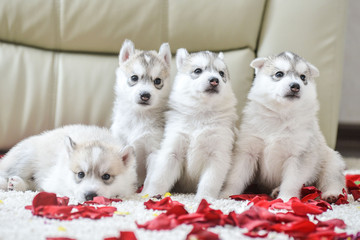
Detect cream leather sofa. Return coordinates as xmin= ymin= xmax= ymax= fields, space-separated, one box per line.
xmin=0 ymin=0 xmax=347 ymax=151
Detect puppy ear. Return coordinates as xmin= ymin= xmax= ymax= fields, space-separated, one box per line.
xmin=218 ymin=52 xmax=224 ymax=60
xmin=119 ymin=39 xmax=135 ymax=65
xmin=308 ymin=63 xmax=320 ymax=78
xmin=250 ymin=57 xmax=267 ymax=74
xmin=158 ymin=43 xmax=171 ymax=67
xmin=120 ymin=145 xmax=135 ymax=167
xmin=65 ymin=136 xmax=77 ymax=153
xmin=176 ymin=48 xmax=189 ymax=69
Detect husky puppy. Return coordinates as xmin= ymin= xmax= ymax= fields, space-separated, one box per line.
xmin=111 ymin=40 xmax=171 ymax=186
xmin=143 ymin=49 xmax=238 ymax=199
xmin=0 ymin=125 xmax=137 ymax=201
xmin=222 ymin=52 xmax=345 ymax=203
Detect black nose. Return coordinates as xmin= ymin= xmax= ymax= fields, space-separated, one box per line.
xmin=140 ymin=92 xmax=151 ymax=101
xmin=85 ymin=192 xmax=98 ymax=201
xmin=209 ymin=77 xmax=219 ymax=87
xmin=289 ymin=82 xmax=300 ymax=93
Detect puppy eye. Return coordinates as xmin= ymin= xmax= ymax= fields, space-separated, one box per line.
xmin=275 ymin=71 xmax=284 ymax=78
xmin=78 ymin=172 xmax=85 ymax=179
xmin=131 ymin=75 xmax=139 ymax=81
xmin=102 ymin=174 xmax=111 ymax=181
xmin=219 ymin=71 xmax=225 ymax=77
xmin=300 ymin=74 xmax=306 ymax=81
xmin=194 ymin=68 xmax=202 ymax=74
xmin=154 ymin=78 xmax=162 ymax=85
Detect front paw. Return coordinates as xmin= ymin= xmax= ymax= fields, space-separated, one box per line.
xmin=8 ymin=176 xmax=27 ymax=191
xmin=271 ymin=187 xmax=280 ymax=199
xmin=322 ymin=191 xmax=342 ymax=203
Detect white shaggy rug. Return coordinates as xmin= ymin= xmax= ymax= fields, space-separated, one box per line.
xmin=1 ymin=176 xmax=360 ymax=240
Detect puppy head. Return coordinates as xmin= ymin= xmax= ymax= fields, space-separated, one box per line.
xmin=65 ymin=137 xmax=137 ymax=202
xmin=175 ymin=49 xmax=230 ymax=98
xmin=249 ymin=51 xmax=319 ymax=106
xmin=115 ymin=39 xmax=172 ymax=109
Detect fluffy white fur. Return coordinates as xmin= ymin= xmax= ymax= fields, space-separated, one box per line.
xmin=143 ymin=49 xmax=238 ymax=199
xmin=222 ymin=52 xmax=345 ymax=203
xmin=111 ymin=40 xmax=172 ymax=186
xmin=0 ymin=125 xmax=137 ymax=202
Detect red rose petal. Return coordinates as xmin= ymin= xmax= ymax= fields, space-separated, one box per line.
xmin=104 ymin=231 xmax=138 ymax=240
xmin=32 ymin=192 xmax=58 ymax=208
xmin=83 ymin=196 xmax=122 ymax=205
xmin=230 ymin=194 xmax=273 ymax=202
xmin=144 ymin=197 xmax=184 ymax=211
xmin=136 ymin=213 xmax=178 ymax=230
xmin=335 ymin=189 xmax=349 ymax=205
xmin=26 ymin=192 xmax=117 ymax=220
xmin=271 ymin=220 xmax=316 ymax=236
xmin=186 ymin=225 xmax=219 ymax=240
xmin=291 ymin=200 xmax=323 ymax=216
xmin=316 ymin=218 xmax=346 ymax=230
xmin=351 ymin=189 xmax=360 ymax=201
xmin=166 ymin=205 xmax=189 ymax=217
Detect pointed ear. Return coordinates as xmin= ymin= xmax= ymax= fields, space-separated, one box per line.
xmin=120 ymin=145 xmax=135 ymax=167
xmin=250 ymin=57 xmax=267 ymax=74
xmin=119 ymin=39 xmax=135 ymax=65
xmin=308 ymin=62 xmax=320 ymax=78
xmin=65 ymin=136 xmax=76 ymax=153
xmin=158 ymin=43 xmax=171 ymax=67
xmin=176 ymin=48 xmax=189 ymax=70
xmin=218 ymin=52 xmax=224 ymax=60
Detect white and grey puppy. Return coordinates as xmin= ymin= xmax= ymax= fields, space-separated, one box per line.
xmin=143 ymin=49 xmax=238 ymax=199
xmin=0 ymin=125 xmax=137 ymax=202
xmin=111 ymin=40 xmax=172 ymax=186
xmin=222 ymin=52 xmax=345 ymax=203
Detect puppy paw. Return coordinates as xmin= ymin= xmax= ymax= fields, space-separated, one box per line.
xmin=8 ymin=176 xmax=27 ymax=191
xmin=0 ymin=177 xmax=7 ymax=190
xmin=322 ymin=191 xmax=341 ymax=203
xmin=271 ymin=187 xmax=280 ymax=199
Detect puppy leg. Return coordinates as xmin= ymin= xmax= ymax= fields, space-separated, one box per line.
xmin=220 ymin=136 xmax=263 ymax=198
xmin=317 ymin=148 xmax=345 ymax=203
xmin=196 ymin=149 xmax=231 ymax=200
xmin=8 ymin=176 xmax=28 ymax=191
xmin=277 ymin=156 xmax=315 ymax=202
xmin=0 ymin=175 xmax=7 ymax=190
xmin=142 ymin=132 xmax=186 ymax=196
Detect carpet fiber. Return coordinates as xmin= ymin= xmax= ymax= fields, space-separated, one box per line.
xmin=0 ymin=159 xmax=360 ymax=239
xmin=1 ymin=177 xmax=360 ymax=240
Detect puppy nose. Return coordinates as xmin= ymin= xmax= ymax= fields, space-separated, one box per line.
xmin=140 ymin=92 xmax=151 ymax=101
xmin=85 ymin=192 xmax=98 ymax=201
xmin=289 ymin=82 xmax=300 ymax=93
xmin=209 ymin=77 xmax=219 ymax=87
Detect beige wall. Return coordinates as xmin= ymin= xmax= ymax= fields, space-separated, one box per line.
xmin=340 ymin=0 xmax=360 ymax=124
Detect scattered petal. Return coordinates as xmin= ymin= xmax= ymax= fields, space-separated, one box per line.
xmin=144 ymin=197 xmax=184 ymax=211
xmin=104 ymin=231 xmax=138 ymax=240
xmin=186 ymin=224 xmax=219 ymax=240
xmin=83 ymin=196 xmax=122 ymax=205
xmin=26 ymin=192 xmax=117 ymax=220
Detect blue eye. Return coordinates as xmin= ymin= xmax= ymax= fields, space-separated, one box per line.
xmin=194 ymin=68 xmax=202 ymax=74
xmin=275 ymin=71 xmax=284 ymax=78
xmin=154 ymin=78 xmax=162 ymax=85
xmin=131 ymin=75 xmax=138 ymax=81
xmin=78 ymin=172 xmax=85 ymax=179
xmin=102 ymin=174 xmax=111 ymax=180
